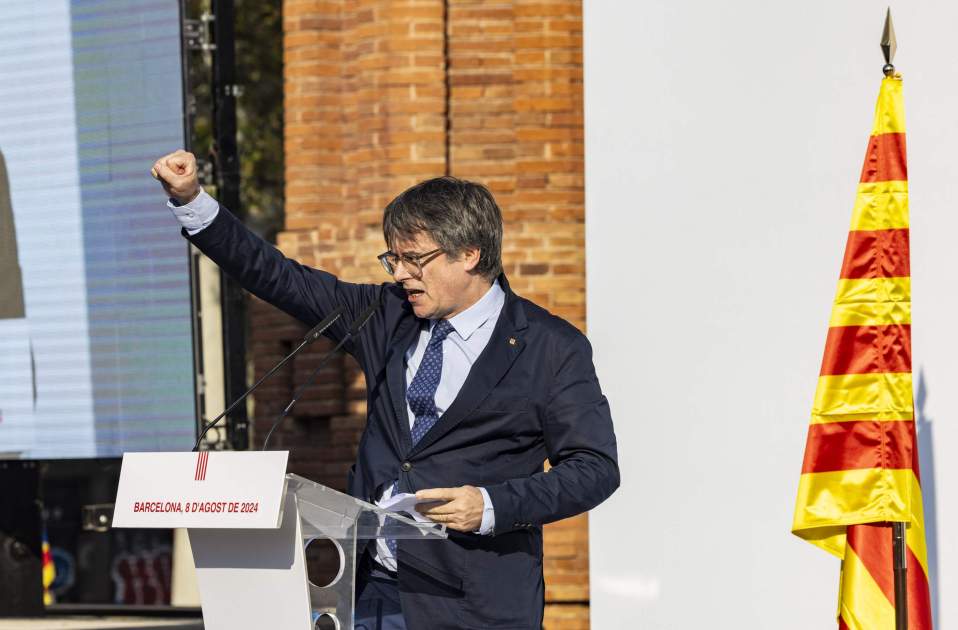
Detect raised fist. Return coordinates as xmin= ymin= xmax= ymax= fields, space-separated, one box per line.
xmin=151 ymin=150 xmax=200 ymax=205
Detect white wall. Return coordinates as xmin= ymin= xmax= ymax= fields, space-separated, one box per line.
xmin=584 ymin=2 xmax=958 ymax=628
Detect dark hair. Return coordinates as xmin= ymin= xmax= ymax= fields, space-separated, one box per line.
xmin=382 ymin=176 xmax=503 ymax=281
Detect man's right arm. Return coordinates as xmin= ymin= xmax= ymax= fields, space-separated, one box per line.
xmin=152 ymin=150 xmax=383 ymax=346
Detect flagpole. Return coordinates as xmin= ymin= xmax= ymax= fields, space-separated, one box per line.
xmin=880 ymin=9 xmax=908 ymax=630
xmin=893 ymin=521 xmax=908 ymax=630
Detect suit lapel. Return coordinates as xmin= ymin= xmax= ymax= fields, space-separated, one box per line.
xmin=386 ymin=316 xmax=422 ymax=451
xmin=409 ymin=284 xmax=527 ymax=457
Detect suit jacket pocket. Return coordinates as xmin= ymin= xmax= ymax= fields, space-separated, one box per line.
xmin=460 ymin=530 xmax=543 ymax=628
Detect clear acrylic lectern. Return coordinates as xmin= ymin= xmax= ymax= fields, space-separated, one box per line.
xmin=187 ymin=473 xmax=447 ymax=630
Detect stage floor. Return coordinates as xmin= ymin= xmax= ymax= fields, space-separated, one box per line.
xmin=0 ymin=617 xmax=202 ymax=629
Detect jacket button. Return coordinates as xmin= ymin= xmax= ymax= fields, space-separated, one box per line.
xmin=401 ymin=461 xmax=412 ymax=472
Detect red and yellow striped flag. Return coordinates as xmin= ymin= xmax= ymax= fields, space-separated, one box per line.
xmin=792 ymin=75 xmax=932 ymax=629
xmin=41 ymin=525 xmax=55 ymax=605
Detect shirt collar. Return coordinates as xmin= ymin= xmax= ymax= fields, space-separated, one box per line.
xmin=433 ymin=280 xmax=505 ymax=341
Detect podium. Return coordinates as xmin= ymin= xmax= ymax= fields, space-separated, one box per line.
xmin=112 ymin=451 xmax=447 ymax=630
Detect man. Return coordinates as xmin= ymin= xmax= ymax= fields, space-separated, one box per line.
xmin=153 ymin=150 xmax=619 ymax=630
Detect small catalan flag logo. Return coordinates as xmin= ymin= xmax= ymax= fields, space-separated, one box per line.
xmin=195 ymin=451 xmax=209 ymax=481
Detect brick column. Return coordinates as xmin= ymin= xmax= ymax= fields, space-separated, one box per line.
xmin=266 ymin=0 xmax=448 ymax=485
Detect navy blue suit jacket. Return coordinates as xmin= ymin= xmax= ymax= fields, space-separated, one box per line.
xmin=187 ymin=207 xmax=619 ymax=629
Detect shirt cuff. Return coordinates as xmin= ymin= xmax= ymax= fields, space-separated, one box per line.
xmin=166 ymin=188 xmax=219 ymax=235
xmin=477 ymin=487 xmax=496 ymax=535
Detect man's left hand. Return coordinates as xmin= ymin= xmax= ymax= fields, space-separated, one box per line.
xmin=415 ymin=486 xmax=484 ymax=533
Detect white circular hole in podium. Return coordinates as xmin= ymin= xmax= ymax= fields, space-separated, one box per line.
xmin=304 ymin=536 xmax=346 ymax=588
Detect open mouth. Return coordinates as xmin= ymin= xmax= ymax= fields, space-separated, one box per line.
xmin=405 ymin=288 xmax=425 ymax=300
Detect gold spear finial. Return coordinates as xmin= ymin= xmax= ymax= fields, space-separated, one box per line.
xmin=881 ymin=8 xmax=897 ymax=76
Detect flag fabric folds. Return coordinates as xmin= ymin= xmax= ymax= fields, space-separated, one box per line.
xmin=792 ymin=75 xmax=932 ymax=629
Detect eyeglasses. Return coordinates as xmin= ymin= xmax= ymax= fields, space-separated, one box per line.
xmin=377 ymin=248 xmax=444 ymax=278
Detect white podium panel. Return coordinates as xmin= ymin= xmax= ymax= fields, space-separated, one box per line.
xmin=189 ymin=493 xmax=312 ymax=630
xmin=113 ymin=451 xmax=289 ymax=529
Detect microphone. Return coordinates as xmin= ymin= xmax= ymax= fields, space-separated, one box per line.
xmin=303 ymin=311 xmax=346 ymax=343
xmin=192 ymin=305 xmax=345 ymax=451
xmin=262 ymin=290 xmax=383 ymax=451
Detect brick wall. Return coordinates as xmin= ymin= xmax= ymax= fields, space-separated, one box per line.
xmin=256 ymin=1 xmax=589 ymax=626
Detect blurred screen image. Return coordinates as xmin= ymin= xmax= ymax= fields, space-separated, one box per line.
xmin=0 ymin=1 xmax=194 ymax=458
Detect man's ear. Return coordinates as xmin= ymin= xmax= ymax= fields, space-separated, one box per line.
xmin=461 ymin=248 xmax=481 ymax=272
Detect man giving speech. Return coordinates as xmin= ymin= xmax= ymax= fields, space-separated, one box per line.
xmin=153 ymin=149 xmax=619 ymax=630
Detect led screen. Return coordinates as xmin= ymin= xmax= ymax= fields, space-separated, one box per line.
xmin=0 ymin=0 xmax=194 ymax=458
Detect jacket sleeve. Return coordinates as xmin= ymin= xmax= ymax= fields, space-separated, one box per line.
xmin=185 ymin=204 xmax=384 ymax=349
xmin=484 ymin=331 xmax=620 ymax=534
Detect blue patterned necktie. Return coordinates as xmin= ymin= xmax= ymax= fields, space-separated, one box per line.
xmin=407 ymin=319 xmax=456 ymax=445
xmin=385 ymin=319 xmax=455 ymax=556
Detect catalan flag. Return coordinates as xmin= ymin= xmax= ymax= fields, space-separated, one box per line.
xmin=41 ymin=524 xmax=55 ymax=605
xmin=792 ymin=75 xmax=932 ymax=629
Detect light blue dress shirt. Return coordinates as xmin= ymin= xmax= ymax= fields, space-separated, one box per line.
xmin=168 ymin=190 xmax=504 ymax=572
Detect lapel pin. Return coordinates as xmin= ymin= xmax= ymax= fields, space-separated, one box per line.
xmin=508 ymin=337 xmax=517 ymax=346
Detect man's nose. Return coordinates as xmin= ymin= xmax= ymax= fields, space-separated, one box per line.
xmin=392 ymin=261 xmax=414 ymax=282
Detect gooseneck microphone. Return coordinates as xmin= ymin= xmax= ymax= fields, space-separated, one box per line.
xmin=192 ymin=305 xmax=345 ymax=451
xmin=261 ymin=290 xmax=383 ymax=451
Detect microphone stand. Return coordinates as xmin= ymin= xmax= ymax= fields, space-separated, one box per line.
xmin=192 ymin=306 xmax=345 ymax=451
xmin=262 ymin=290 xmax=382 ymax=451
